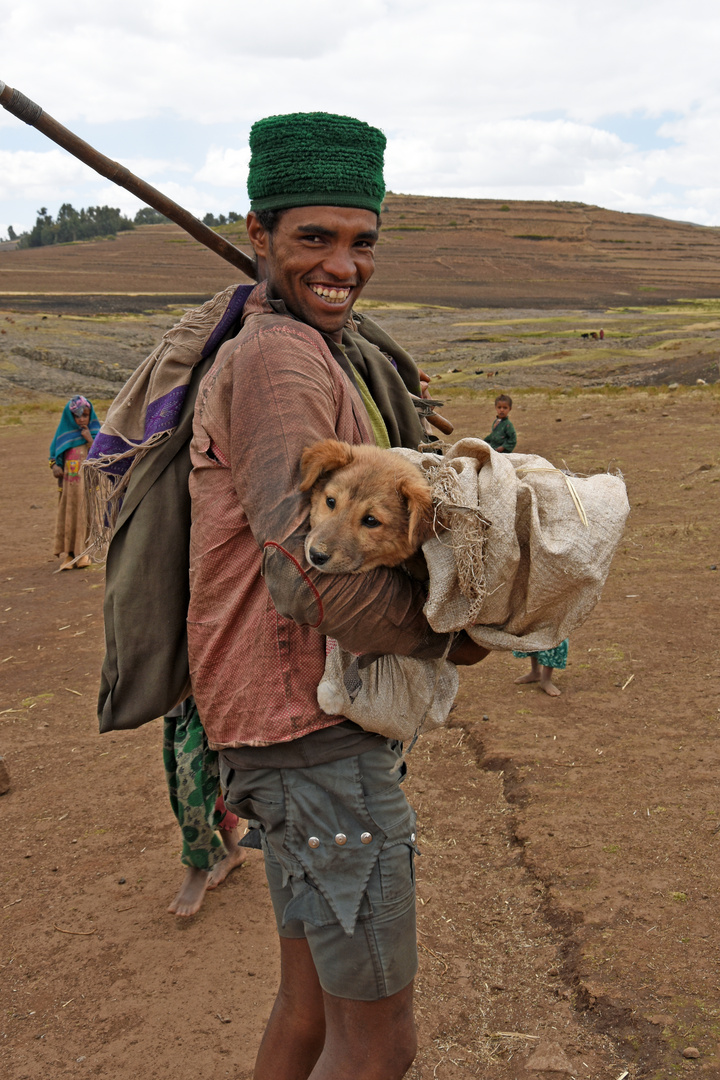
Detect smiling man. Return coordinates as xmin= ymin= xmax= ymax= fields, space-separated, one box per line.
xmin=187 ymin=112 xmax=486 ymax=1079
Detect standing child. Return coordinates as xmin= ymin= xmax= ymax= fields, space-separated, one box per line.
xmin=513 ymin=639 xmax=568 ymax=697
xmin=49 ymin=395 xmax=101 ymax=570
xmin=485 ymin=393 xmax=517 ymax=453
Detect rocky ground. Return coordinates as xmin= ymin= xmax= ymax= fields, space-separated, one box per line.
xmin=1 ymin=297 xmax=719 ymax=409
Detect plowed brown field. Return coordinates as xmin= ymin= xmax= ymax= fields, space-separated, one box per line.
xmin=4 ymin=194 xmax=720 ymax=313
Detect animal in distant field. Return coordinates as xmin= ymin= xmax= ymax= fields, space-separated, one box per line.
xmin=300 ymin=439 xmax=434 ymax=574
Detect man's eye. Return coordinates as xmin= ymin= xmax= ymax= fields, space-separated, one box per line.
xmin=361 ymin=515 xmax=380 ymax=528
xmin=326 ymin=496 xmax=336 ymax=509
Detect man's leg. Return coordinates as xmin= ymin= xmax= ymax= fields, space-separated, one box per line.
xmin=253 ymin=940 xmax=416 ymax=1080
xmin=311 ymin=981 xmax=416 ymax=1080
xmin=222 ymin=749 xmax=419 ymax=1079
xmin=254 ymin=939 xmax=326 ymax=1080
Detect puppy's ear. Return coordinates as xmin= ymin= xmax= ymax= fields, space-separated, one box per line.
xmin=300 ymin=440 xmax=355 ymax=491
xmin=398 ymin=475 xmax=435 ymax=548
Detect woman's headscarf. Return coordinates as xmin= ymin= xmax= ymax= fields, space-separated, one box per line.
xmin=49 ymin=397 xmax=101 ymax=465
xmin=68 ymin=394 xmax=91 ymax=416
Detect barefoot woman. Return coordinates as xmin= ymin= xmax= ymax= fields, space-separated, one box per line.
xmin=49 ymin=395 xmax=100 ymax=570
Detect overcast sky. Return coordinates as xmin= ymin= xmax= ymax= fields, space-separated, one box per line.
xmin=2 ymin=0 xmax=720 ymax=237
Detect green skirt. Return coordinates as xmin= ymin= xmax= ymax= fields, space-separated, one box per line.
xmin=513 ymin=638 xmax=568 ymax=670
xmin=163 ymin=700 xmax=224 ymax=870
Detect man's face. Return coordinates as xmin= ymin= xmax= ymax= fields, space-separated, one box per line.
xmin=246 ymin=206 xmax=378 ymax=341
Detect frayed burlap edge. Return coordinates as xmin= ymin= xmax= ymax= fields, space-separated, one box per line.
xmin=81 ymin=285 xmax=239 ymax=561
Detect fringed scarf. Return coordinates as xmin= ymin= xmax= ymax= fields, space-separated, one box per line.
xmin=83 ymin=282 xmax=254 ymax=556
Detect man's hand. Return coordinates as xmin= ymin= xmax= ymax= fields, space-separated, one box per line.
xmin=417 ymin=367 xmax=432 ymax=400
xmin=450 ymin=633 xmax=490 ymax=666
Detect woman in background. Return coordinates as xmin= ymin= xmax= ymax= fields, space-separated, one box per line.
xmin=49 ymin=395 xmax=100 ymax=570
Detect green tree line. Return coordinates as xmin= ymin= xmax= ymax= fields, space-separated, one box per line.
xmin=202 ymin=211 xmax=243 ymax=227
xmin=2 ymin=205 xmax=243 ymax=247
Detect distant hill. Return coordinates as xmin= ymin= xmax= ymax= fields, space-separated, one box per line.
xmin=2 ymin=196 xmax=720 ymax=312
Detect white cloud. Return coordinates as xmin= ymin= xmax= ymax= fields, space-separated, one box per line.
xmin=92 ymin=180 xmax=238 ymax=221
xmin=194 ymin=146 xmax=251 ymax=189
xmin=0 ymin=149 xmax=95 ymax=198
xmin=4 ymin=1 xmax=720 ymax=225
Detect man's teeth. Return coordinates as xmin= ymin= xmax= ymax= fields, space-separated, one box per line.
xmin=309 ymin=285 xmax=351 ymax=303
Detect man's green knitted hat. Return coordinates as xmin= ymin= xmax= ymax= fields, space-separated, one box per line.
xmin=247 ymin=112 xmax=386 ymax=214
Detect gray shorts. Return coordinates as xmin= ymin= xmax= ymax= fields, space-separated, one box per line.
xmin=220 ymin=744 xmax=418 ymax=1001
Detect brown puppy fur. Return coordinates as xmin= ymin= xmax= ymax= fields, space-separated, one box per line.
xmin=300 ymin=440 xmax=435 ymax=573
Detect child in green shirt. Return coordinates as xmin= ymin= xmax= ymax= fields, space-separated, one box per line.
xmin=485 ymin=393 xmax=517 ymax=453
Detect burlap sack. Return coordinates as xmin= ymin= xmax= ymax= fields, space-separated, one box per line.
xmin=395 ymin=438 xmax=630 ymax=651
xmin=317 ymin=640 xmax=459 ymax=742
xmin=315 ymin=439 xmax=628 ymax=740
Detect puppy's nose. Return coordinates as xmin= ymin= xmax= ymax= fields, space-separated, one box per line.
xmin=308 ymin=547 xmax=330 ymax=567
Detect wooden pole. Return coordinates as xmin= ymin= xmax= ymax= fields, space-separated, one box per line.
xmin=0 ymin=79 xmax=257 ymax=281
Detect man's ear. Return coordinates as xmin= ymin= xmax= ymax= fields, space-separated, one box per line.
xmin=398 ymin=475 xmax=435 ymax=547
xmin=300 ymin=440 xmax=355 ymax=491
xmin=246 ymin=211 xmax=270 ymax=259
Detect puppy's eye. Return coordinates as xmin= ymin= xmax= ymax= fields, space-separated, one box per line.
xmin=361 ymin=514 xmax=380 ymax=528
xmin=326 ymin=496 xmax=336 ymax=509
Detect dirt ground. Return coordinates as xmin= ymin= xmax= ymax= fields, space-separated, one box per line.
xmin=1 ymin=376 xmax=718 ymax=1079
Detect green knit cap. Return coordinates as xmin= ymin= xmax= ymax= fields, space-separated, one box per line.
xmin=247 ymin=112 xmax=386 ymax=214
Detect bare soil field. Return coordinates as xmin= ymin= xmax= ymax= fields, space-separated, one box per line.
xmin=1 ymin=199 xmax=719 ymax=1078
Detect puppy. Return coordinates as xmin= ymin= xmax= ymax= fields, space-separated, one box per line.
xmin=300 ymin=439 xmax=434 ymax=573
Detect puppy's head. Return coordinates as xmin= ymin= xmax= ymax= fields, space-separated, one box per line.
xmin=300 ymin=439 xmax=434 ymax=573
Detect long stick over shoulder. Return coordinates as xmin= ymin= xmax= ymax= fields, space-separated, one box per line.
xmin=0 ymin=79 xmax=257 ymax=281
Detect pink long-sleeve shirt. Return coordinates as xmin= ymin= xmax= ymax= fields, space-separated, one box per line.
xmin=187 ymin=283 xmax=446 ymax=750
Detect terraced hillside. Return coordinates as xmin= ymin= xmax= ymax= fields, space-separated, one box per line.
xmin=2 ymin=196 xmax=720 ymax=312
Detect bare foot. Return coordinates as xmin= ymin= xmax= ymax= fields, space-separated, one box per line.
xmin=168 ymin=866 xmax=210 ymax=916
xmin=514 ymin=671 xmax=540 ymax=684
xmin=75 ymin=555 xmax=91 ymax=568
xmin=207 ymin=843 xmax=248 ymax=890
xmin=539 ymin=667 xmax=562 ymax=696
